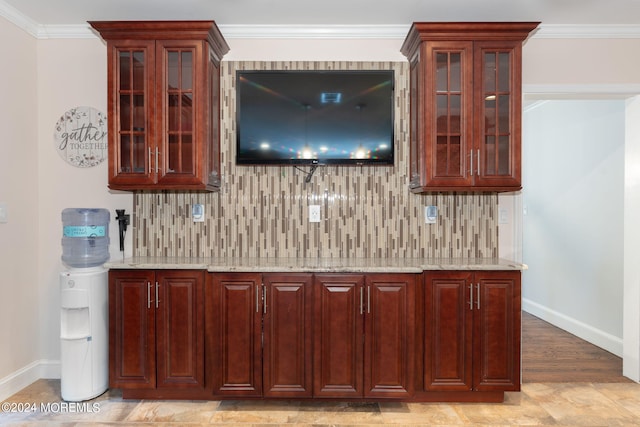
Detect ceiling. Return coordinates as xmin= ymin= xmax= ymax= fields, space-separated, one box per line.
xmin=3 ymin=0 xmax=640 ymax=34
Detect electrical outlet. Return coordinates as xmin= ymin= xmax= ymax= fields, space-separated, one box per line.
xmin=0 ymin=203 xmax=7 ymax=223
xmin=309 ymin=205 xmax=321 ymax=223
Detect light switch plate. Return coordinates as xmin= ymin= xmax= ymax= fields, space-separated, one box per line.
xmin=192 ymin=204 xmax=204 ymax=222
xmin=309 ymin=205 xmax=321 ymax=223
xmin=425 ymin=205 xmax=437 ymax=224
xmin=0 ymin=203 xmax=7 ymax=223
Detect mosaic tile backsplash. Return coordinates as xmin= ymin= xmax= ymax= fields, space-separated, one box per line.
xmin=133 ymin=61 xmax=498 ymax=259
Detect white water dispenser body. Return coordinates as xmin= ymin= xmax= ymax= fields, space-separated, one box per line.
xmin=60 ymin=267 xmax=108 ymax=401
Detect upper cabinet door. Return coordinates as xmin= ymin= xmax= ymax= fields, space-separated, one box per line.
xmin=109 ymin=40 xmax=156 ymax=187
xmin=155 ymin=40 xmax=206 ymax=187
xmin=424 ymin=41 xmax=474 ymax=188
xmin=474 ymin=41 xmax=522 ymax=189
xmin=90 ymin=21 xmax=229 ymax=192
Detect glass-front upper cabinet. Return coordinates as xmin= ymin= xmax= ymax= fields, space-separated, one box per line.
xmin=401 ymin=22 xmax=538 ymax=192
xmin=474 ymin=42 xmax=522 ymax=188
xmin=89 ymin=21 xmax=229 ymax=191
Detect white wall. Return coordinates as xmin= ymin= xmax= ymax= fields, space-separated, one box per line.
xmin=624 ymin=96 xmax=640 ymax=380
xmin=0 ymin=17 xmax=40 ymax=398
xmin=521 ymin=100 xmax=625 ymax=356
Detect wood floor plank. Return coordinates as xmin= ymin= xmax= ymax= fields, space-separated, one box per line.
xmin=521 ymin=312 xmax=631 ymax=383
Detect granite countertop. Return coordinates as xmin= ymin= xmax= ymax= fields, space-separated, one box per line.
xmin=105 ymin=257 xmax=527 ymax=272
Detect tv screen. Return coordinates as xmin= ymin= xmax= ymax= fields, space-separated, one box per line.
xmin=236 ymin=70 xmax=394 ymax=166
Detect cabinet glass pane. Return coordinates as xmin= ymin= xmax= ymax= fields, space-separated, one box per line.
xmin=498 ymin=95 xmax=510 ymax=134
xmin=133 ymin=95 xmax=145 ymax=131
xmin=484 ymin=53 xmax=496 ymax=93
xmin=119 ymin=52 xmax=131 ymax=91
xmin=119 ymin=135 xmax=131 ymax=172
xmin=450 ymin=53 xmax=461 ymax=92
xmin=132 ymin=52 xmax=145 ymax=91
xmin=182 ymin=134 xmax=194 ymax=173
xmin=450 ymin=94 xmax=460 ymax=133
xmin=436 ymin=53 xmax=448 ymax=92
xmin=498 ymin=136 xmax=510 ymax=174
xmin=182 ymin=94 xmax=193 ymax=131
xmin=168 ymin=51 xmax=179 ymax=90
xmin=182 ymin=51 xmax=193 ymax=90
xmin=485 ymin=136 xmax=496 ymax=175
xmin=168 ymin=94 xmax=179 ymax=131
xmin=168 ymin=134 xmax=178 ymax=173
xmin=436 ymin=94 xmax=448 ymax=133
xmin=498 ymin=52 xmax=511 ymax=92
xmin=484 ymin=98 xmax=496 ymax=133
xmin=120 ymin=95 xmax=131 ymax=130
xmin=133 ymin=135 xmax=146 ymax=173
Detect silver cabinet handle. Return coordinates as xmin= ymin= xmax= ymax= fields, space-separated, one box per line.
xmin=367 ymin=286 xmax=371 ymax=314
xmin=476 ymin=284 xmax=481 ymax=310
xmin=470 ymin=150 xmax=474 ymax=176
xmin=468 ymin=283 xmax=473 ymax=310
xmin=155 ymin=148 xmax=160 ymax=173
xmin=148 ymin=147 xmax=152 ymax=173
xmin=263 ymin=284 xmax=267 ymax=315
xmin=155 ymin=281 xmax=159 ymax=309
xmin=477 ymin=149 xmax=480 ymax=176
xmin=360 ymin=287 xmax=364 ymax=315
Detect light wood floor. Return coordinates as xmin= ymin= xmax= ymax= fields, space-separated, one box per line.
xmin=521 ymin=311 xmax=631 ymax=383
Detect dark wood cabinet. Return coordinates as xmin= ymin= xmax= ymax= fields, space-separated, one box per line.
xmin=109 ymin=269 xmax=204 ymax=390
xmin=314 ymin=274 xmax=415 ymax=399
xmin=89 ymin=21 xmax=229 ymax=191
xmin=401 ymin=22 xmax=538 ymax=192
xmin=209 ymin=273 xmax=313 ymax=397
xmin=424 ymin=270 xmax=521 ymax=392
xmin=109 ymin=267 xmax=520 ymax=402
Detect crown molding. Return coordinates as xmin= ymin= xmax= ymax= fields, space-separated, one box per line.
xmin=533 ymin=24 xmax=640 ymax=39
xmin=0 ymin=0 xmax=40 ymax=37
xmin=217 ymin=24 xmax=410 ymax=39
xmin=2 ymin=0 xmax=640 ymax=42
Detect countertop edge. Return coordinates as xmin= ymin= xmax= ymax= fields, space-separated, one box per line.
xmin=105 ymin=257 xmax=527 ymax=272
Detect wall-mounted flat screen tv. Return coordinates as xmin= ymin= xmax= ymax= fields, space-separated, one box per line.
xmin=236 ymin=70 xmax=394 ymax=166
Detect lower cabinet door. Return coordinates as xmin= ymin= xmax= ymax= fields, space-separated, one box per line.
xmin=109 ymin=270 xmax=156 ymax=389
xmin=313 ymin=274 xmax=364 ymax=398
xmin=210 ymin=273 xmax=263 ymax=396
xmin=473 ymin=271 xmax=521 ymax=391
xmin=155 ymin=270 xmax=204 ymax=389
xmin=262 ymin=274 xmax=313 ymax=397
xmin=424 ymin=271 xmax=474 ymax=391
xmin=365 ymin=274 xmax=415 ymax=398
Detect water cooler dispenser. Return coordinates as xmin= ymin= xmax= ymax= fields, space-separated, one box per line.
xmin=60 ymin=208 xmax=110 ymax=401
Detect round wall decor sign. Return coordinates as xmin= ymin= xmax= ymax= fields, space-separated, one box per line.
xmin=54 ymin=106 xmax=108 ymax=168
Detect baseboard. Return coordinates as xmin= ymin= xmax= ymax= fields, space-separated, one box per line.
xmin=523 ymin=298 xmax=623 ymax=357
xmin=0 ymin=360 xmax=60 ymax=402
